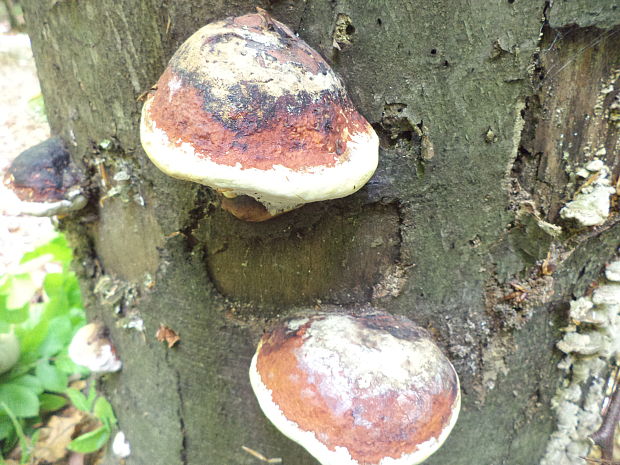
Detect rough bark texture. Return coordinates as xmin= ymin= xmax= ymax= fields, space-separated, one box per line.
xmin=20 ymin=1 xmax=620 ymax=464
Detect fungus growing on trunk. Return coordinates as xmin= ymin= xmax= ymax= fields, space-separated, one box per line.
xmin=68 ymin=323 xmax=122 ymax=373
xmin=249 ymin=310 xmax=460 ymax=465
xmin=4 ymin=137 xmax=86 ymax=217
xmin=140 ymin=10 xmax=378 ymax=221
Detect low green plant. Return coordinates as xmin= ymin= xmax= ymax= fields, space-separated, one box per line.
xmin=0 ymin=234 xmax=114 ymax=462
xmin=65 ymin=385 xmax=117 ymax=453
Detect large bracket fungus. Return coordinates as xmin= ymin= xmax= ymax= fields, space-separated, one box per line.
xmin=250 ymin=310 xmax=461 ymax=465
xmin=140 ymin=10 xmax=379 ymax=221
xmin=4 ymin=137 xmax=86 ymax=217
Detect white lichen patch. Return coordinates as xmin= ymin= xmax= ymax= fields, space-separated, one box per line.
xmin=540 ymin=266 xmax=620 ymax=465
xmin=592 ymin=284 xmax=620 ymax=306
xmin=560 ymin=162 xmax=615 ymax=227
xmin=585 ymin=159 xmax=605 ymax=172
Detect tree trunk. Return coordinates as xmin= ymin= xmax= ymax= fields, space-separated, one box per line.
xmin=20 ymin=1 xmax=620 ymax=464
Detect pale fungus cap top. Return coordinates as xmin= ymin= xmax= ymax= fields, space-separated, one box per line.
xmin=250 ymin=312 xmax=461 ymax=465
xmin=68 ymin=323 xmax=122 ymax=373
xmin=140 ymin=11 xmax=378 ymax=215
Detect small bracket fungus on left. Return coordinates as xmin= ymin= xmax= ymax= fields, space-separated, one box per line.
xmin=140 ymin=10 xmax=379 ymax=221
xmin=249 ymin=310 xmax=461 ymax=465
xmin=4 ymin=137 xmax=87 ymax=217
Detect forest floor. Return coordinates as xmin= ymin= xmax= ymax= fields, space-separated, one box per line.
xmin=0 ymin=19 xmax=55 ymax=274
xmin=0 ymin=17 xmax=101 ymax=465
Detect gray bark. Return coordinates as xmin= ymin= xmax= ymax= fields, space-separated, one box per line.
xmin=20 ymin=1 xmax=620 ymax=464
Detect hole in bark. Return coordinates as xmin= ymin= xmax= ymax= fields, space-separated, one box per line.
xmin=333 ymin=14 xmax=355 ymax=47
xmin=430 ymin=48 xmax=437 ymax=55
xmin=377 ymin=18 xmax=382 ymax=26
xmin=373 ymin=103 xmax=422 ymax=151
xmin=203 ymin=203 xmax=402 ymax=309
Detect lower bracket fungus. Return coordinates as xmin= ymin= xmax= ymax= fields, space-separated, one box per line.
xmin=4 ymin=138 xmax=86 ymax=217
xmin=249 ymin=310 xmax=460 ymax=465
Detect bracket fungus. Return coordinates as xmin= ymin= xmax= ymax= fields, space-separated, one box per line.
xmin=68 ymin=323 xmax=122 ymax=373
xmin=249 ymin=311 xmax=461 ymax=465
xmin=140 ymin=10 xmax=378 ymax=221
xmin=4 ymin=138 xmax=86 ymax=217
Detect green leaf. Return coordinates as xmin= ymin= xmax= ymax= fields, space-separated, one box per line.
xmin=65 ymin=388 xmax=89 ymax=412
xmin=93 ymin=397 xmax=116 ymax=428
xmin=67 ymin=279 xmax=83 ymax=310
xmin=35 ymin=361 xmax=68 ymax=393
xmin=67 ymin=426 xmax=110 ymax=453
xmin=55 ymin=352 xmax=89 ymax=377
xmin=86 ymin=384 xmax=97 ymax=411
xmin=0 ymin=301 xmax=29 ymax=325
xmin=20 ymin=235 xmax=71 ymax=265
xmin=37 ymin=317 xmax=72 ymax=357
xmin=68 ymin=307 xmax=86 ymax=328
xmin=0 ymin=385 xmax=39 ymax=418
xmin=10 ymin=376 xmax=43 ymax=395
xmin=14 ymin=309 xmax=48 ymax=355
xmin=0 ymin=401 xmax=31 ymax=464
xmin=0 ymin=415 xmax=13 ymax=440
xmin=39 ymin=393 xmax=68 ymax=412
xmin=43 ymin=273 xmax=67 ymax=301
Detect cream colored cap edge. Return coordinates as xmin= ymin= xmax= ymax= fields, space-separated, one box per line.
xmin=249 ymin=352 xmax=461 ymax=465
xmin=140 ymin=98 xmax=379 ymax=214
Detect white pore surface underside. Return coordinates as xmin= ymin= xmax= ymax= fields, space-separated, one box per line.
xmin=141 ymin=99 xmax=379 ymax=214
xmin=249 ymin=315 xmax=461 ymax=465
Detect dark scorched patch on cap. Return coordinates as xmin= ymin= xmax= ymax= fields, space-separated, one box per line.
xmin=5 ymin=137 xmax=80 ymax=202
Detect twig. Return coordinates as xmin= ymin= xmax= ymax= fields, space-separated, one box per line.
xmin=241 ymin=445 xmax=282 ymax=463
xmin=590 ymin=371 xmax=620 ymax=462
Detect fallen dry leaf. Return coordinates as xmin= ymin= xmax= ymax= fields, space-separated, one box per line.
xmin=156 ymin=324 xmax=180 ymax=348
xmin=33 ymin=409 xmax=84 ymax=462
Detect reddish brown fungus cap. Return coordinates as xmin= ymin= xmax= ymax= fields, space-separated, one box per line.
xmin=249 ymin=311 xmax=461 ymax=465
xmin=140 ymin=10 xmax=378 ymax=220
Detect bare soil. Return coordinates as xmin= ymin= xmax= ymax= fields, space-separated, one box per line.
xmin=0 ymin=22 xmax=55 ymax=273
